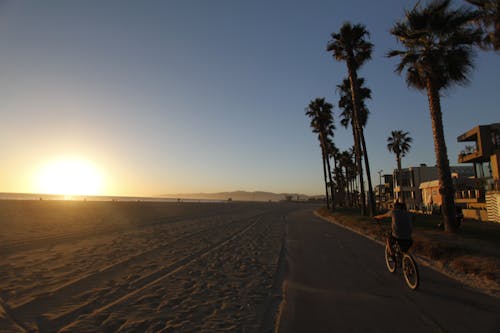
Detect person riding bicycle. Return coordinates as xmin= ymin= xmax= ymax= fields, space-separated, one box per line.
xmin=374 ymin=201 xmax=413 ymax=254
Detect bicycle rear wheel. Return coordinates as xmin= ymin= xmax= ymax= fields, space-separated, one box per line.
xmin=385 ymin=244 xmax=396 ymax=273
xmin=402 ymin=254 xmax=419 ymax=290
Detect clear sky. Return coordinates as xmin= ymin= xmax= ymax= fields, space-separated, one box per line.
xmin=0 ymin=0 xmax=498 ymax=196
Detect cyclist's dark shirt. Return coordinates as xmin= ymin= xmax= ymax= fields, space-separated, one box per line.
xmin=391 ymin=209 xmax=412 ymax=240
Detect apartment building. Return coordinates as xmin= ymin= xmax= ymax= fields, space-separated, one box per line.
xmin=457 ymin=123 xmax=500 ymax=222
xmin=393 ymin=164 xmax=473 ymax=211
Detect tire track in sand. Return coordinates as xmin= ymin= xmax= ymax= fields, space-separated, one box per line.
xmin=16 ymin=215 xmax=264 ymax=333
xmin=61 ymin=211 xmax=288 ymax=333
xmin=9 ymin=215 xmax=228 ymax=308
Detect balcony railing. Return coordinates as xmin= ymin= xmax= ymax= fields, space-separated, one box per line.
xmin=458 ymin=150 xmax=481 ymax=163
xmin=455 ymin=188 xmax=486 ymax=203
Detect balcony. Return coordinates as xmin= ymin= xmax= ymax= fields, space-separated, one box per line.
xmin=457 ymin=124 xmax=500 ymax=164
xmin=458 ymin=150 xmax=482 ymax=163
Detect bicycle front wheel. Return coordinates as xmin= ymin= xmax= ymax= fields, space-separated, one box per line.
xmin=385 ymin=244 xmax=396 ymax=273
xmin=402 ymin=254 xmax=419 ymax=290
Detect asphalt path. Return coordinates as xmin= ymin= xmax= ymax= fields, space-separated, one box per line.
xmin=277 ymin=208 xmax=500 ymax=333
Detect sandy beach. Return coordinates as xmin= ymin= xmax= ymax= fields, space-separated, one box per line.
xmin=0 ymin=200 xmax=295 ymax=332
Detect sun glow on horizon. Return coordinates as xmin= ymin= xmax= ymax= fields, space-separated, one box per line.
xmin=36 ymin=157 xmax=104 ymax=196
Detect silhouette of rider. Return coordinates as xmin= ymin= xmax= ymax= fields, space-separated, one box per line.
xmin=374 ymin=201 xmax=413 ymax=253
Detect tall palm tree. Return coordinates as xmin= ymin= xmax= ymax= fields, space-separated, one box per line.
xmin=337 ymin=77 xmax=376 ymax=216
xmin=327 ymin=22 xmax=373 ymax=216
xmin=387 ymin=130 xmax=413 ymax=204
xmin=338 ymin=79 xmax=365 ymax=212
xmin=388 ymin=0 xmax=480 ymax=232
xmin=466 ymin=0 xmax=500 ymax=50
xmin=305 ymin=98 xmax=336 ymax=211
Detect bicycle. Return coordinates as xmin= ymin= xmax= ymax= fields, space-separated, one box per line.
xmin=374 ymin=219 xmax=419 ymax=290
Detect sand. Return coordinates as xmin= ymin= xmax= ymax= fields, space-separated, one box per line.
xmin=0 ymin=200 xmax=291 ymax=332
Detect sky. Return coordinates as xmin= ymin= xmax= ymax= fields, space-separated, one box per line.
xmin=0 ymin=0 xmax=498 ymax=197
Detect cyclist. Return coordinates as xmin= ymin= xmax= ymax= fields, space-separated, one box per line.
xmin=374 ymin=201 xmax=413 ymax=254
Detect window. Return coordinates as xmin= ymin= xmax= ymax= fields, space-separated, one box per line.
xmin=475 ymin=161 xmax=492 ymax=179
xmin=492 ymin=131 xmax=500 ymax=149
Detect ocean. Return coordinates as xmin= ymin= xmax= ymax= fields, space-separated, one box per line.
xmin=0 ymin=192 xmax=222 ymax=203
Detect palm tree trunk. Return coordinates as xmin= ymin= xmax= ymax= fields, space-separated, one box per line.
xmin=333 ymin=155 xmax=343 ymax=207
xmin=347 ymin=58 xmax=367 ymax=215
xmin=397 ymin=155 xmax=403 ymax=204
xmin=351 ymin=120 xmax=366 ymax=213
xmin=360 ymin=128 xmax=376 ymax=216
xmin=348 ymin=171 xmax=353 ymax=205
xmin=344 ymin=173 xmax=351 ymax=207
xmin=426 ymin=78 xmax=456 ymax=232
xmin=319 ymin=130 xmax=335 ymax=211
xmin=352 ymin=166 xmax=359 ymax=206
xmin=347 ymin=170 xmax=352 ymax=206
xmin=494 ymin=19 xmax=500 ymax=50
xmin=325 ymin=155 xmax=336 ymax=211
xmin=321 ymin=150 xmax=331 ymax=210
xmin=344 ymin=166 xmax=351 ymax=207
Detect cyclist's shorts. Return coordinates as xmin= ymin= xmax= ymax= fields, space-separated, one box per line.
xmin=396 ymin=238 xmax=413 ymax=252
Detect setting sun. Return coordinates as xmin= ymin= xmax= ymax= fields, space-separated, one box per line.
xmin=36 ymin=157 xmax=104 ymax=196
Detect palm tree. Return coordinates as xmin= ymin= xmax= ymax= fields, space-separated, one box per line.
xmin=338 ymin=78 xmax=370 ymax=129
xmin=327 ymin=22 xmax=373 ymax=216
xmin=346 ymin=147 xmax=360 ymax=207
xmin=339 ymin=149 xmax=356 ymax=207
xmin=325 ymin=139 xmax=341 ymax=206
xmin=305 ymin=98 xmax=336 ymax=211
xmin=466 ymin=0 xmax=500 ymax=50
xmin=337 ymin=77 xmax=376 ymax=216
xmin=332 ymin=146 xmax=346 ymax=207
xmin=324 ymin=138 xmax=338 ymax=209
xmin=338 ymin=79 xmax=365 ymax=212
xmin=388 ymin=0 xmax=480 ymax=232
xmin=387 ymin=130 xmax=413 ymax=204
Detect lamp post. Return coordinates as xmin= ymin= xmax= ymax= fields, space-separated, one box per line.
xmin=377 ymin=170 xmax=383 ymax=212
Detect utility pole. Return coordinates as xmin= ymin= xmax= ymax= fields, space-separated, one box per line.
xmin=377 ymin=170 xmax=383 ymax=212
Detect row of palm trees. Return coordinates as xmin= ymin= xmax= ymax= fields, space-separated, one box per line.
xmin=306 ymin=0 xmax=498 ymax=233
xmin=304 ymin=98 xmax=367 ymax=211
xmin=328 ymin=22 xmax=376 ymax=217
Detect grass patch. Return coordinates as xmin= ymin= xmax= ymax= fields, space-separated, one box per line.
xmin=459 ymin=220 xmax=500 ymax=244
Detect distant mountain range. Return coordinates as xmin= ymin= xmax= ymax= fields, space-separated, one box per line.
xmin=161 ymin=191 xmax=322 ymax=202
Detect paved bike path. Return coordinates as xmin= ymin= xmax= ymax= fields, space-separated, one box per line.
xmin=277 ymin=208 xmax=500 ymax=333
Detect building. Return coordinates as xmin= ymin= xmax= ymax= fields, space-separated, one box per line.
xmin=458 ymin=123 xmax=500 ymax=191
xmin=383 ymin=174 xmax=394 ymax=202
xmin=419 ymin=175 xmax=484 ymax=216
xmin=375 ymin=174 xmax=394 ymax=210
xmin=393 ymin=164 xmax=474 ymax=211
xmin=457 ymin=123 xmax=500 ymax=222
